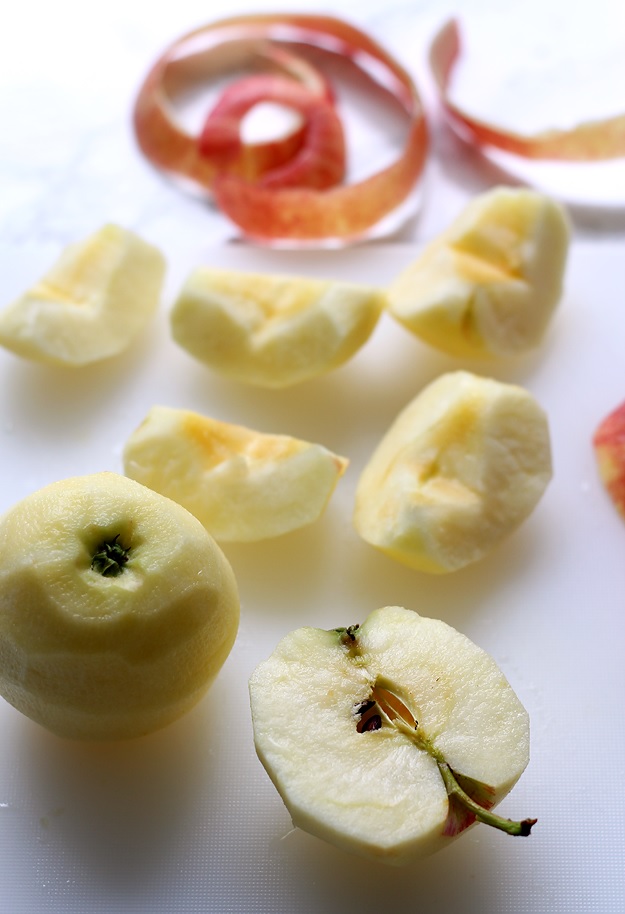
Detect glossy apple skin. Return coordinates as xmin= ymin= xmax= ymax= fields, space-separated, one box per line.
xmin=594 ymin=400 xmax=625 ymax=518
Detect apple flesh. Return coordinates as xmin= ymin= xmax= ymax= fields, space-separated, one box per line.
xmin=0 ymin=473 xmax=239 ymax=740
xmin=249 ymin=605 xmax=534 ymax=865
xmin=123 ymin=406 xmax=348 ymax=541
xmin=386 ymin=187 xmax=570 ymax=359
xmin=353 ymin=371 xmax=552 ymax=573
xmin=0 ymin=225 xmax=165 ymax=367
xmin=170 ymin=267 xmax=384 ymax=388
xmin=593 ymin=399 xmax=625 ymax=519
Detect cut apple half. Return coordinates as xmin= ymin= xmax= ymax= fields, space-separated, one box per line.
xmin=386 ymin=186 xmax=570 ymax=359
xmin=170 ymin=267 xmax=385 ymax=388
xmin=0 ymin=225 xmax=165 ymax=367
xmin=122 ymin=406 xmax=348 ymax=542
xmin=353 ymin=371 xmax=552 ymax=573
xmin=249 ymin=605 xmax=534 ymax=865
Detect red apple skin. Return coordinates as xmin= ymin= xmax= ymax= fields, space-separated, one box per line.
xmin=593 ymin=400 xmax=625 ymax=518
xmin=430 ymin=18 xmax=625 ymax=161
xmin=199 ymin=74 xmax=346 ymax=190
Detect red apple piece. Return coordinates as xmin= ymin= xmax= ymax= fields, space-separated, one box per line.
xmin=593 ymin=399 xmax=625 ymax=519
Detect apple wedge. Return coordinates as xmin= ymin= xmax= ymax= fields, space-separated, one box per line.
xmin=386 ymin=187 xmax=570 ymax=359
xmin=249 ymin=605 xmax=534 ymax=865
xmin=0 ymin=472 xmax=239 ymax=740
xmin=0 ymin=225 xmax=165 ymax=367
xmin=170 ymin=267 xmax=384 ymax=388
xmin=122 ymin=406 xmax=348 ymax=542
xmin=353 ymin=371 xmax=552 ymax=573
xmin=593 ymin=398 xmax=625 ymax=519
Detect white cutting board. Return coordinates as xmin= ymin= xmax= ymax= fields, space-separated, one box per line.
xmin=0 ymin=239 xmax=624 ymax=914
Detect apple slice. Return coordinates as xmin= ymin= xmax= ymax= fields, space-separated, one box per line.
xmin=0 ymin=472 xmax=239 ymax=740
xmin=353 ymin=371 xmax=552 ymax=573
xmin=122 ymin=406 xmax=348 ymax=542
xmin=430 ymin=19 xmax=625 ymax=160
xmin=0 ymin=225 xmax=165 ymax=367
xmin=386 ymin=187 xmax=570 ymax=358
xmin=249 ymin=605 xmax=534 ymax=865
xmin=170 ymin=267 xmax=384 ymax=388
xmin=593 ymin=399 xmax=625 ymax=519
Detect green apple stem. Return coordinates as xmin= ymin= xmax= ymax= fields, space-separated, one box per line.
xmin=91 ymin=535 xmax=130 ymax=577
xmin=369 ymin=680 xmax=536 ymax=838
xmin=435 ymin=756 xmax=536 ymax=837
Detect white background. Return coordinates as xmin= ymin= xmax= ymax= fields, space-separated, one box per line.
xmin=1 ymin=1 xmax=624 ymax=912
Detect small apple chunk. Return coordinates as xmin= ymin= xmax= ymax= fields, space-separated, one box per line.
xmin=0 ymin=225 xmax=165 ymax=367
xmin=170 ymin=267 xmax=384 ymax=388
xmin=249 ymin=605 xmax=534 ymax=865
xmin=0 ymin=472 xmax=239 ymax=740
xmin=123 ymin=406 xmax=348 ymax=542
xmin=353 ymin=371 xmax=552 ymax=573
xmin=386 ymin=187 xmax=570 ymax=358
xmin=593 ymin=399 xmax=625 ymax=519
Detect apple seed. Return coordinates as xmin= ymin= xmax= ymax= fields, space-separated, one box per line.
xmin=349 ymin=657 xmax=536 ymax=838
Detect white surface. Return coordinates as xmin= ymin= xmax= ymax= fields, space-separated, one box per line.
xmin=1 ymin=0 xmax=625 ymax=912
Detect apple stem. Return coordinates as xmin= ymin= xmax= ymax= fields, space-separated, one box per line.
xmin=436 ymin=757 xmax=536 ymax=837
xmin=369 ymin=684 xmax=537 ymax=839
xmin=91 ymin=535 xmax=130 ymax=577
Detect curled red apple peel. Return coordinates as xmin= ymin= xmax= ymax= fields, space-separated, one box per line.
xmin=199 ymin=74 xmax=346 ymax=190
xmin=133 ymin=13 xmax=428 ymax=243
xmin=430 ymin=18 xmax=625 ymax=161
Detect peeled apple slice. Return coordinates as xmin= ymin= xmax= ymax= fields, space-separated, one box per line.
xmin=249 ymin=605 xmax=534 ymax=865
xmin=170 ymin=267 xmax=384 ymax=388
xmin=353 ymin=371 xmax=552 ymax=573
xmin=0 ymin=472 xmax=239 ymax=741
xmin=122 ymin=406 xmax=348 ymax=542
xmin=386 ymin=187 xmax=570 ymax=358
xmin=0 ymin=225 xmax=165 ymax=367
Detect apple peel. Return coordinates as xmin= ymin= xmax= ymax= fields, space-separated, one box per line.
xmin=199 ymin=74 xmax=346 ymax=190
xmin=134 ymin=27 xmax=336 ymax=189
xmin=133 ymin=13 xmax=428 ymax=243
xmin=430 ymin=18 xmax=625 ymax=161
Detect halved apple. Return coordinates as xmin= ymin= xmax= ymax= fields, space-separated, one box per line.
xmin=386 ymin=187 xmax=570 ymax=358
xmin=353 ymin=371 xmax=552 ymax=573
xmin=249 ymin=605 xmax=534 ymax=865
xmin=122 ymin=406 xmax=348 ymax=541
xmin=170 ymin=267 xmax=384 ymax=387
xmin=0 ymin=225 xmax=165 ymax=367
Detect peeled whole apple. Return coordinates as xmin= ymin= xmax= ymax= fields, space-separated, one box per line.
xmin=249 ymin=605 xmax=534 ymax=865
xmin=353 ymin=371 xmax=552 ymax=573
xmin=0 ymin=472 xmax=239 ymax=740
